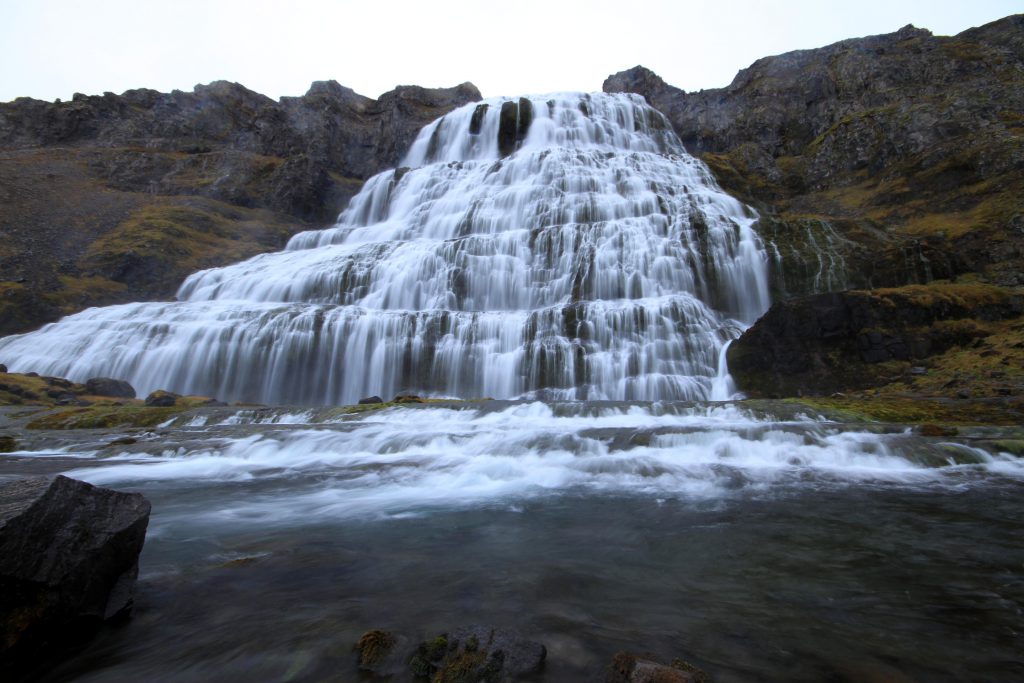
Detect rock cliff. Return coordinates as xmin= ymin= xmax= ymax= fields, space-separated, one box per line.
xmin=605 ymin=15 xmax=1024 ymax=295
xmin=0 ymin=80 xmax=480 ymax=334
xmin=606 ymin=15 xmax=1024 ymax=398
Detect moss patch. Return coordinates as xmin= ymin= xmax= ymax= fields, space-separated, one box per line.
xmin=781 ymin=395 xmax=1024 ymax=426
xmin=80 ymin=199 xmax=299 ymax=295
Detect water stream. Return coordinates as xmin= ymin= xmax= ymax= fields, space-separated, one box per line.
xmin=2 ymin=402 xmax=1022 ymax=681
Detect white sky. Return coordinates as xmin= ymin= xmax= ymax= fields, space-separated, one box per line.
xmin=0 ymin=0 xmax=1019 ymax=103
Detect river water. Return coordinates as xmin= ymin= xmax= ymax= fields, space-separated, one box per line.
xmin=4 ymin=401 xmax=1022 ymax=682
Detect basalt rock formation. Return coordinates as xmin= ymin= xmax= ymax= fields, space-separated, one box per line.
xmin=727 ymin=283 xmax=1024 ymax=397
xmin=606 ymin=15 xmax=1024 ymax=398
xmin=0 ymin=80 xmax=480 ymax=335
xmin=0 ymin=476 xmax=151 ymax=678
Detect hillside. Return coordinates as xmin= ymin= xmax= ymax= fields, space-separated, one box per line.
xmin=605 ymin=15 xmax=1024 ymax=400
xmin=0 ymin=81 xmax=480 ymax=334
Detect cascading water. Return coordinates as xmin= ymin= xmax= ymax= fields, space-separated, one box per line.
xmin=0 ymin=93 xmax=770 ymax=405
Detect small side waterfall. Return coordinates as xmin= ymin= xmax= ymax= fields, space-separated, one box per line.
xmin=0 ymin=93 xmax=771 ymax=404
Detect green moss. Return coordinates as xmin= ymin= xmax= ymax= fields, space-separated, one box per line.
xmin=356 ymin=630 xmax=396 ymax=669
xmin=985 ymin=439 xmax=1024 ymax=456
xmin=26 ymin=403 xmax=198 ymax=429
xmin=43 ymin=275 xmax=127 ymax=314
xmin=780 ymin=396 xmax=1023 ymax=426
xmin=79 ymin=199 xmax=301 ymax=293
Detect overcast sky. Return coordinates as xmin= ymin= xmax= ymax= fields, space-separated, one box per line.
xmin=0 ymin=0 xmax=1019 ymax=103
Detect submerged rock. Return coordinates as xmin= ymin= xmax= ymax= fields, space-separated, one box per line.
xmin=607 ymin=651 xmax=710 ymax=683
xmin=409 ymin=625 xmax=546 ymax=682
xmin=85 ymin=377 xmax=136 ymax=399
xmin=0 ymin=435 xmax=16 ymax=452
xmin=355 ymin=629 xmax=411 ymax=677
xmin=0 ymin=476 xmax=150 ymax=675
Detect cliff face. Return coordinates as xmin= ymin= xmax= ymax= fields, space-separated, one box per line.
xmin=605 ymin=15 xmax=1024 ymax=295
xmin=605 ymin=15 xmax=1024 ymax=400
xmin=0 ymin=81 xmax=480 ymax=334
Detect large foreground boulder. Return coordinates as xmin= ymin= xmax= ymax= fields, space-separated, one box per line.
xmin=0 ymin=475 xmax=151 ymax=675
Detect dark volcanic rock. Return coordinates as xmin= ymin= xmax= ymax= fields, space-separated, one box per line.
xmin=0 ymin=476 xmax=150 ymax=675
xmin=728 ymin=283 xmax=1024 ymax=396
xmin=85 ymin=377 xmax=136 ymax=399
xmin=144 ymin=389 xmax=180 ymax=407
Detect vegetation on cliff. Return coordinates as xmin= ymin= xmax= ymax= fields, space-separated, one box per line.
xmin=606 ymin=15 xmax=1024 ymax=401
xmin=0 ymin=81 xmax=480 ymax=335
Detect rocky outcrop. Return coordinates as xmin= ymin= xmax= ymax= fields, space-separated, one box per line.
xmin=85 ymin=377 xmax=135 ymax=399
xmin=605 ymin=15 xmax=1024 ymax=294
xmin=0 ymin=80 xmax=480 ymax=335
xmin=144 ymin=390 xmax=179 ymax=407
xmin=0 ymin=476 xmax=150 ymax=676
xmin=727 ymin=283 xmax=1024 ymax=396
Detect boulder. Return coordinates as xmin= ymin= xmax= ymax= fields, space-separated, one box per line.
xmin=85 ymin=377 xmax=136 ymax=399
xmin=144 ymin=390 xmax=179 ymax=407
xmin=0 ymin=476 xmax=151 ymax=674
xmin=357 ymin=395 xmax=384 ymax=405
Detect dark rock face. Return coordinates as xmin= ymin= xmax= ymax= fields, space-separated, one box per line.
xmin=0 ymin=476 xmax=150 ymax=675
xmin=144 ymin=390 xmax=179 ymax=407
xmin=84 ymin=377 xmax=135 ymax=399
xmin=604 ymin=15 xmax=1024 ymax=292
xmin=497 ymin=98 xmax=534 ymax=157
xmin=728 ymin=284 xmax=1024 ymax=396
xmin=0 ymin=80 xmax=480 ymax=335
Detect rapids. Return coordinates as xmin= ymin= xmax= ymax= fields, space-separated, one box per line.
xmin=0 ymin=93 xmax=769 ymax=404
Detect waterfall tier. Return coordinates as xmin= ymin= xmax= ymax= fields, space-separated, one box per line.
xmin=0 ymin=93 xmax=771 ymax=404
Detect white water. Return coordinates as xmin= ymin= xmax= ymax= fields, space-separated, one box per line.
xmin=0 ymin=93 xmax=770 ymax=405
xmin=30 ymin=402 xmax=1016 ymax=525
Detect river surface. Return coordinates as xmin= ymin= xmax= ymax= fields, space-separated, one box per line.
xmin=3 ymin=401 xmax=1023 ymax=682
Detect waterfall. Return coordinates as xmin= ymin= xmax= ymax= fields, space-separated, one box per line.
xmin=0 ymin=93 xmax=771 ymax=405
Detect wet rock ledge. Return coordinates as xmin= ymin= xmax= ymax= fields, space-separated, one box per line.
xmin=0 ymin=475 xmax=151 ymax=678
